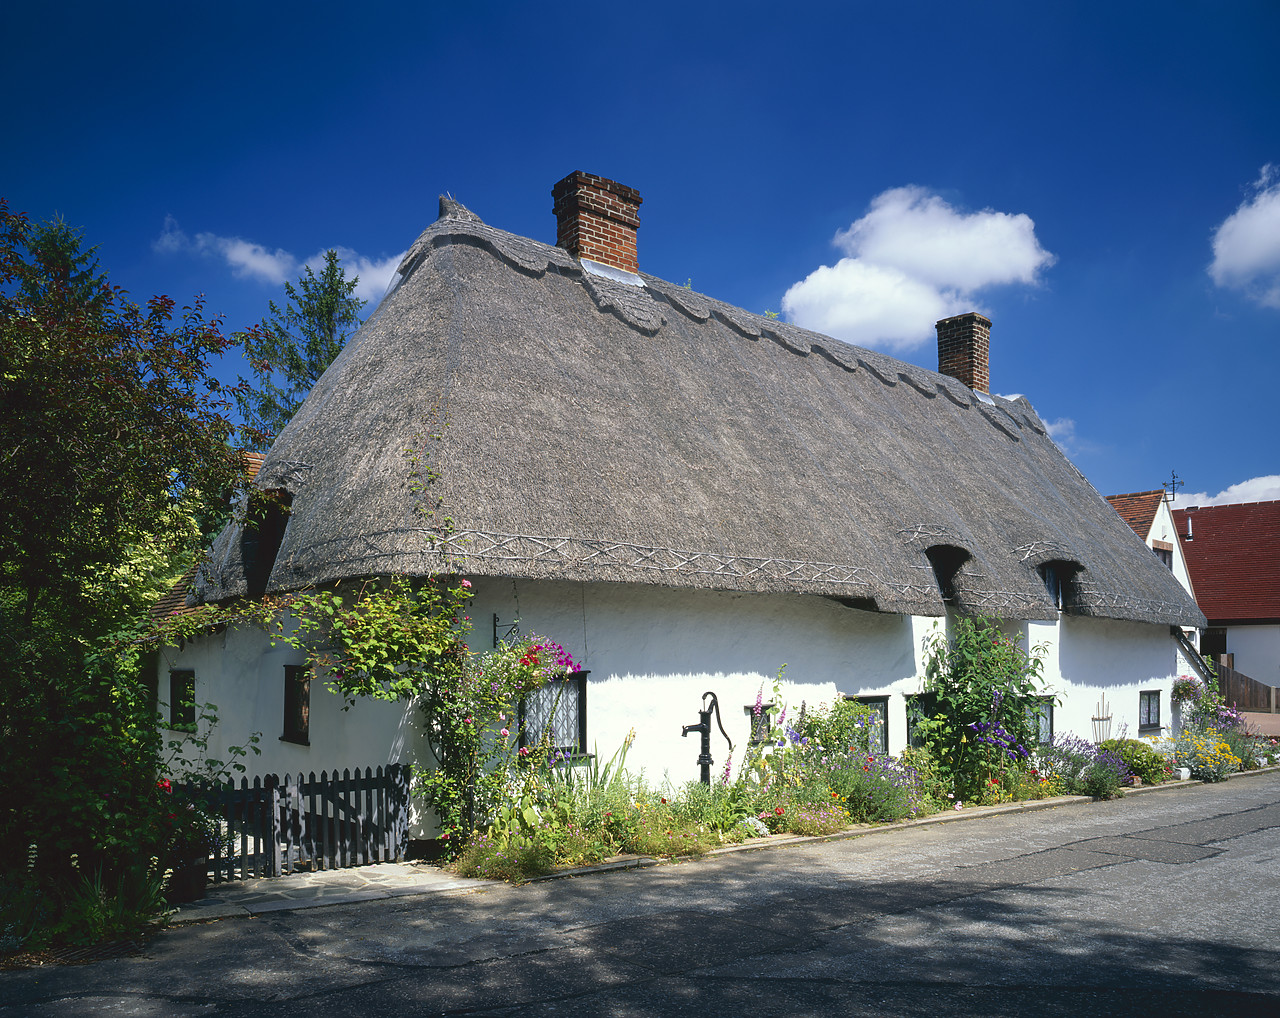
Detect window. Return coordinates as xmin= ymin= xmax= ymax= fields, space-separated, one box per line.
xmin=905 ymin=692 xmax=938 ymax=748
xmin=1027 ymin=697 xmax=1054 ymax=745
xmin=1040 ymin=564 xmax=1062 ymax=609
xmin=1201 ymin=628 xmax=1227 ymax=659
xmin=1139 ymin=690 xmax=1161 ymax=734
xmin=743 ymin=702 xmax=776 ymax=746
xmin=925 ymin=545 xmax=969 ymax=604
xmin=169 ymin=669 xmax=195 ymax=732
xmin=282 ymin=665 xmax=311 ymax=746
xmin=242 ymin=491 xmax=292 ymax=599
xmin=519 ymin=670 xmax=589 ymax=755
xmin=848 ymin=695 xmax=889 ymax=755
xmin=1152 ymin=541 xmax=1174 ymax=570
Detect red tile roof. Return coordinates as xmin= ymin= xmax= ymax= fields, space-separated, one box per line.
xmin=1105 ymin=490 xmax=1165 ymax=540
xmin=1172 ymin=500 xmax=1280 ymax=624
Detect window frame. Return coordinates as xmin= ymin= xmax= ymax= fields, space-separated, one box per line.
xmin=282 ymin=664 xmax=311 ymax=746
xmin=847 ymin=695 xmax=889 ymax=755
xmin=169 ymin=669 xmax=196 ymax=733
xmin=519 ymin=669 xmax=589 ymax=756
xmin=1139 ymin=690 xmax=1161 ymax=734
xmin=1028 ymin=696 xmax=1054 ymax=745
xmin=743 ymin=701 xmax=776 ymax=746
xmin=905 ymin=692 xmax=938 ymax=749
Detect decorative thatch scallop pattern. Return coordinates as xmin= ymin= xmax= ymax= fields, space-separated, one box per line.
xmin=194 ymin=201 xmax=1205 ymax=629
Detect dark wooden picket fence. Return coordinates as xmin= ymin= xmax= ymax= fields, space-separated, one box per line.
xmin=181 ymin=764 xmax=411 ymax=883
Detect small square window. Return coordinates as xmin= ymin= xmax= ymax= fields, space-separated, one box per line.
xmin=848 ymin=696 xmax=889 ymax=755
xmin=169 ymin=669 xmax=196 ymax=732
xmin=1027 ymin=697 xmax=1054 ymax=745
xmin=520 ymin=671 xmax=588 ymax=755
xmin=1139 ymin=690 xmax=1161 ymax=733
xmin=743 ymin=702 xmax=776 ymax=745
xmin=282 ymin=665 xmax=310 ymax=746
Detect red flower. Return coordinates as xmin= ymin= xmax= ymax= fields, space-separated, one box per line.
xmin=774 ymin=806 xmax=784 ymax=815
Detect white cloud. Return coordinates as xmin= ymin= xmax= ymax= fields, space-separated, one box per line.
xmin=1044 ymin=417 xmax=1076 ymax=443
xmin=319 ymin=247 xmax=404 ymax=304
xmin=1171 ymin=474 xmax=1280 ymax=508
xmin=1209 ymin=165 xmax=1280 ymax=308
xmin=155 ymin=217 xmax=406 ymax=303
xmin=782 ymin=186 xmax=1055 ymax=351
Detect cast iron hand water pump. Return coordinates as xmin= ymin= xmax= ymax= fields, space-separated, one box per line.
xmin=682 ymin=690 xmax=734 ymax=785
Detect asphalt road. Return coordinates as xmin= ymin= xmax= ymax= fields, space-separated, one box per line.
xmin=5 ymin=774 xmax=1279 ymax=1017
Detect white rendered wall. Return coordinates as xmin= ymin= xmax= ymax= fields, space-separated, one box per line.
xmin=1035 ymin=615 xmax=1179 ymax=740
xmin=470 ymin=579 xmax=917 ymax=785
xmin=1147 ymin=501 xmax=1196 ymax=601
xmin=471 ymin=580 xmax=1187 ymax=781
xmin=1225 ymin=625 xmax=1280 ymax=686
xmin=154 ymin=624 xmax=420 ymax=783
xmin=162 ymin=579 xmax=1190 ymax=820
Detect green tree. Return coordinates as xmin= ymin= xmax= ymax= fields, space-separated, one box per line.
xmin=0 ymin=200 xmax=244 ymax=904
xmin=235 ymin=249 xmax=365 ymax=449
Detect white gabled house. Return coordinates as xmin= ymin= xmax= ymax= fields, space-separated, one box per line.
xmin=153 ymin=172 xmax=1206 ymax=806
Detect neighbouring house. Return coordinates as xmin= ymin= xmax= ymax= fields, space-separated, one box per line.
xmin=1105 ymin=490 xmax=1197 ymax=604
xmin=1172 ymin=500 xmax=1280 ymax=689
xmin=154 ymin=172 xmax=1205 ymax=820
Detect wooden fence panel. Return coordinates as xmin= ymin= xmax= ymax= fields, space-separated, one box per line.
xmin=180 ymin=763 xmax=410 ymax=883
xmin=1216 ymin=656 xmax=1276 ymax=712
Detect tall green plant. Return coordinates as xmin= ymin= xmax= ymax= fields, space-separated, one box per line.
xmin=912 ymin=617 xmax=1048 ymax=798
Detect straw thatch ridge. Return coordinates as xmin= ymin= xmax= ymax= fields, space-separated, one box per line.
xmin=195 ymin=196 xmax=1204 ymax=628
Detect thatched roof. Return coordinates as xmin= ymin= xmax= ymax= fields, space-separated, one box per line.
xmin=195 ymin=197 xmax=1204 ymax=628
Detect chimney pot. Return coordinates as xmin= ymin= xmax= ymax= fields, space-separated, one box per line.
xmin=936 ymin=312 xmax=992 ymax=393
xmin=552 ymin=171 xmax=642 ymax=274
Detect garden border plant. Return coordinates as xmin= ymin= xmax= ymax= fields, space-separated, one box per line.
xmin=910 ymin=616 xmax=1053 ymax=803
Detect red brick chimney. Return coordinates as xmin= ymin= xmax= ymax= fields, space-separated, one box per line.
xmin=552 ymin=171 xmax=642 ymax=274
xmin=936 ymin=312 xmax=991 ymax=393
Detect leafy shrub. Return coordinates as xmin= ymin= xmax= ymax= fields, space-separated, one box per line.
xmin=793 ymin=697 xmax=880 ymax=755
xmin=455 ymin=831 xmax=556 ymax=882
xmin=1036 ymin=734 xmax=1130 ymax=799
xmin=1079 ymin=751 xmax=1129 ymax=799
xmin=827 ymin=754 xmax=922 ymax=822
xmin=912 ymin=617 xmax=1049 ymax=799
xmin=1220 ymin=728 xmax=1258 ymax=770
xmin=782 ymin=800 xmax=849 ymax=837
xmin=1164 ymin=730 xmax=1242 ymax=782
xmin=897 ymin=746 xmax=951 ymax=813
xmin=1100 ymin=738 xmax=1167 ymax=785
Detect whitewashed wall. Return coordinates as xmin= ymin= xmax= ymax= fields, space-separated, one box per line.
xmin=160 ymin=577 xmax=1190 ymax=813
xmin=1147 ymin=501 xmax=1197 ymax=602
xmin=154 ymin=624 xmax=421 ymax=783
xmin=471 ymin=579 xmax=1187 ymax=781
xmin=1224 ymin=624 xmax=1280 ymax=686
xmin=471 ymin=579 xmax=917 ymax=786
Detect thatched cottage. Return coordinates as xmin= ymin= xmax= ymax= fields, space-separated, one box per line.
xmin=157 ymin=172 xmax=1205 ymax=788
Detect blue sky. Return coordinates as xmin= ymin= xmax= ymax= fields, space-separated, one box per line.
xmin=6 ymin=1 xmax=1278 ymax=506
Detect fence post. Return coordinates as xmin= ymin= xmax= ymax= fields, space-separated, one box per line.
xmin=263 ymin=774 xmax=279 ymax=877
